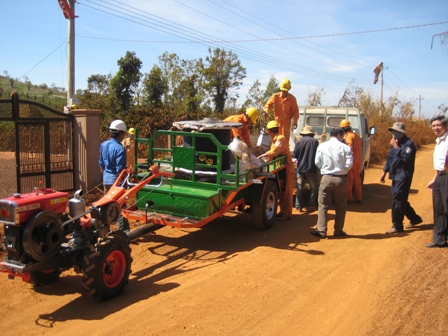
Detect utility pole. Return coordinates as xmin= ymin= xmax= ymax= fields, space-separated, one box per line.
xmin=417 ymin=94 xmax=424 ymax=119
xmin=380 ymin=66 xmax=384 ymax=116
xmin=67 ymin=0 xmax=76 ymax=107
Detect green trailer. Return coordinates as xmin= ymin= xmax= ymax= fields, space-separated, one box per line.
xmin=124 ymin=121 xmax=288 ymax=231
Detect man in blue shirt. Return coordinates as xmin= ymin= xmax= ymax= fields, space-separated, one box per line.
xmin=380 ymin=122 xmax=422 ymax=234
xmin=311 ymin=127 xmax=353 ymax=239
xmin=99 ymin=119 xmax=130 ymax=231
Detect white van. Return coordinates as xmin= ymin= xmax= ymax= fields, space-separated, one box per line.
xmin=291 ymin=106 xmax=375 ymax=182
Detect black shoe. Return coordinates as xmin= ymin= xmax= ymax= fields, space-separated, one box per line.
xmin=334 ymin=231 xmax=347 ymax=237
xmin=425 ymin=242 xmax=448 ymax=248
xmin=310 ymin=230 xmax=327 ymax=239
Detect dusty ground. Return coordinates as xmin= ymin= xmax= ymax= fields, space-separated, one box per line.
xmin=1 ymin=145 xmax=448 ymax=336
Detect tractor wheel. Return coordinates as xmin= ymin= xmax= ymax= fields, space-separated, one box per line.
xmin=29 ymin=268 xmax=62 ymax=286
xmin=251 ymin=180 xmax=278 ymax=230
xmin=81 ymin=233 xmax=132 ymax=300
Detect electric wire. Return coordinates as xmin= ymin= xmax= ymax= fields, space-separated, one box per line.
xmin=20 ymin=39 xmax=68 ymax=80
xmin=78 ymin=0 xmax=364 ymax=83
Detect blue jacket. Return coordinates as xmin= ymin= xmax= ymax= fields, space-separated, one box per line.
xmin=99 ymin=138 xmax=127 ymax=185
xmin=294 ymin=135 xmax=319 ymax=173
xmin=383 ymin=136 xmax=416 ymax=182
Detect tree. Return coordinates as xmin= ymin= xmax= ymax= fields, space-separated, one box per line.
xmin=306 ymin=86 xmax=326 ymax=106
xmin=197 ymin=47 xmax=246 ymax=115
xmin=142 ymin=65 xmax=165 ymax=108
xmin=244 ymin=79 xmax=264 ymax=112
xmin=263 ymin=76 xmax=279 ymax=104
xmin=109 ymin=51 xmax=142 ymax=111
xmin=80 ymin=74 xmax=112 ymax=111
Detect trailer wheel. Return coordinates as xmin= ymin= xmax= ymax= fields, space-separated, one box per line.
xmin=251 ymin=180 xmax=278 ymax=230
xmin=81 ymin=233 xmax=132 ymax=300
xmin=29 ymin=268 xmax=62 ymax=286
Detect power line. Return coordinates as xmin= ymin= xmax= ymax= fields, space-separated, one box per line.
xmin=20 ymin=39 xmax=68 ymax=80
xmin=77 ymin=0 xmax=364 ymax=83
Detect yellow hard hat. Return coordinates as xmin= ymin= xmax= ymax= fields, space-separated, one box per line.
xmin=128 ymin=128 xmax=136 ymax=135
xmin=246 ymin=107 xmax=259 ymax=123
xmin=280 ymin=79 xmax=292 ymax=91
xmin=71 ymin=104 xmax=77 ymax=109
xmin=340 ymin=119 xmax=351 ymax=128
xmin=266 ymin=120 xmax=279 ymax=130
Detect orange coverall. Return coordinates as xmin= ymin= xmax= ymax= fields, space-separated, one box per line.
xmin=265 ymin=134 xmax=295 ymax=218
xmin=344 ymin=131 xmax=363 ymax=201
xmin=224 ymin=114 xmax=252 ymax=148
xmin=264 ymin=92 xmax=299 ymax=141
xmin=122 ymin=137 xmax=135 ymax=171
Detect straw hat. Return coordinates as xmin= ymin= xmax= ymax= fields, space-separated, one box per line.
xmin=388 ymin=122 xmax=406 ymax=134
xmin=299 ymin=125 xmax=315 ymax=135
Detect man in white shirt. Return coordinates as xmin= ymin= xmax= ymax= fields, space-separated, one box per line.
xmin=425 ymin=115 xmax=448 ymax=248
xmin=311 ymin=127 xmax=353 ymax=239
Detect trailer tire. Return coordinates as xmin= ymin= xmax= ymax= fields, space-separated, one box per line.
xmin=29 ymin=268 xmax=62 ymax=286
xmin=251 ymin=180 xmax=278 ymax=230
xmin=81 ymin=233 xmax=132 ymax=300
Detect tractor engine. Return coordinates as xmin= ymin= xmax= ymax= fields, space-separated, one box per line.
xmin=0 ymin=188 xmax=69 ymax=263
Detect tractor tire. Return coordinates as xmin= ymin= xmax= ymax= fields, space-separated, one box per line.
xmin=29 ymin=268 xmax=62 ymax=286
xmin=81 ymin=233 xmax=132 ymax=300
xmin=251 ymin=180 xmax=278 ymax=230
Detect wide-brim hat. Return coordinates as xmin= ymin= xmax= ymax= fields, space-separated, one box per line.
xmin=388 ymin=122 xmax=406 ymax=134
xmin=300 ymin=125 xmax=315 ymax=135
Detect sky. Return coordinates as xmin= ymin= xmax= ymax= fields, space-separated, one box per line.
xmin=1 ymin=0 xmax=447 ymax=118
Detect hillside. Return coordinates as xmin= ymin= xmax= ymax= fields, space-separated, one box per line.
xmin=0 ymin=75 xmax=66 ymax=111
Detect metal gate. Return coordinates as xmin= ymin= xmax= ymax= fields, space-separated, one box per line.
xmin=0 ymin=92 xmax=75 ymax=194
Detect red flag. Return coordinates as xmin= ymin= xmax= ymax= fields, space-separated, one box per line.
xmin=373 ymin=62 xmax=383 ymax=85
xmin=58 ymin=0 xmax=75 ymax=19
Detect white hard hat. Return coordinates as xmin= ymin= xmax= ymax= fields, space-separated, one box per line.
xmin=109 ymin=120 xmax=126 ymax=132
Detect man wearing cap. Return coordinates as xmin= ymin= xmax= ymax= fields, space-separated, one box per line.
xmin=425 ymin=115 xmax=448 ymax=248
xmin=224 ymin=107 xmax=259 ymax=149
xmin=340 ymin=119 xmax=363 ymax=203
xmin=258 ymin=120 xmax=295 ymax=220
xmin=122 ymin=127 xmax=136 ymax=171
xmin=380 ymin=122 xmax=422 ymax=234
xmin=264 ymin=79 xmax=299 ymax=141
xmin=310 ymin=127 xmax=353 ymax=239
xmin=293 ymin=125 xmax=319 ymax=212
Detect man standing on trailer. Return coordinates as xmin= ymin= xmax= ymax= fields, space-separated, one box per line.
xmin=224 ymin=107 xmax=259 ymax=149
xmin=264 ymin=78 xmax=299 ymax=141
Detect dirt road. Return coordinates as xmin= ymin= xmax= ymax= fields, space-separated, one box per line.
xmin=1 ymin=144 xmax=448 ymax=336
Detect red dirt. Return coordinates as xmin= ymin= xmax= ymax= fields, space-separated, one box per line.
xmin=1 ymin=145 xmax=448 ymax=336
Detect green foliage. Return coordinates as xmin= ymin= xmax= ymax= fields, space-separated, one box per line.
xmin=0 ymin=75 xmax=66 ymax=111
xmin=109 ymin=51 xmax=142 ymax=111
xmin=197 ymin=47 xmax=246 ymax=114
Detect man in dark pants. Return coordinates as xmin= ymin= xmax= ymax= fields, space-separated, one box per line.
xmin=380 ymin=122 xmax=422 ymax=234
xmin=293 ymin=125 xmax=319 ymax=212
xmin=425 ymin=115 xmax=448 ymax=248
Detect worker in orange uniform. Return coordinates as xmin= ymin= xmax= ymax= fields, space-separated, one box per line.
xmin=122 ymin=127 xmax=136 ymax=171
xmin=264 ymin=78 xmax=299 ymax=141
xmin=224 ymin=107 xmax=259 ymax=148
xmin=340 ymin=119 xmax=363 ymax=203
xmin=258 ymin=121 xmax=295 ymax=220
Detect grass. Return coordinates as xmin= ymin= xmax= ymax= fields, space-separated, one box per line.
xmin=0 ymin=75 xmax=67 ymax=112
